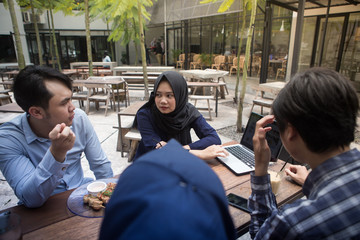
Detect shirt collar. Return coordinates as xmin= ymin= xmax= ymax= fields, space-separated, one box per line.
xmin=21 ymin=113 xmax=49 ymax=144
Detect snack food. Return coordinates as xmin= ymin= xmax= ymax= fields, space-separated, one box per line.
xmin=83 ymin=182 xmax=116 ymax=210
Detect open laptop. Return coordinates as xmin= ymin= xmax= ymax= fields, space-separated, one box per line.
xmin=217 ymin=112 xmax=283 ymax=176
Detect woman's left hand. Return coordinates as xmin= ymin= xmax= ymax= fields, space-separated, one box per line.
xmin=156 ymin=141 xmax=167 ymax=149
xmin=190 ymin=145 xmax=229 ymax=161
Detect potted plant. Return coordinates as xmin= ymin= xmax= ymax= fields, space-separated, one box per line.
xmin=171 ymin=49 xmax=183 ymax=65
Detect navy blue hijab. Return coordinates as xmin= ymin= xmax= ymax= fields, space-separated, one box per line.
xmin=134 ymin=71 xmax=200 ymax=145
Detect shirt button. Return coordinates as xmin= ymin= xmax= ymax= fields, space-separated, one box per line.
xmin=62 ymin=167 xmax=66 ymax=171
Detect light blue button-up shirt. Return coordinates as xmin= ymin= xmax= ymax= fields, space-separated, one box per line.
xmin=0 ymin=108 xmax=113 ymax=208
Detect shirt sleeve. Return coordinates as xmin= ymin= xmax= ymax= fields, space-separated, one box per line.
xmin=0 ymin=134 xmax=68 ymax=208
xmin=188 ymin=116 xmax=221 ymax=150
xmin=248 ymin=172 xmax=295 ymax=239
xmin=136 ymin=109 xmax=159 ymax=152
xmin=80 ymin=111 xmax=113 ymax=180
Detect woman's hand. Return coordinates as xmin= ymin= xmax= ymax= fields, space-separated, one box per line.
xmin=155 ymin=141 xmax=167 ymax=149
xmin=189 ymin=145 xmax=228 ymax=161
xmin=285 ymin=165 xmax=309 ymax=186
xmin=252 ymin=115 xmax=275 ymax=176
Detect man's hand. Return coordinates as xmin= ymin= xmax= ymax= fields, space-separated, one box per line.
xmin=285 ymin=165 xmax=309 ymax=186
xmin=49 ymin=123 xmax=76 ymax=163
xmin=252 ymin=115 xmax=274 ymax=176
xmin=190 ymin=145 xmax=229 ymax=161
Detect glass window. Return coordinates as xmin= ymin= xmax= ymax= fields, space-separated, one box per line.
xmin=0 ymin=35 xmax=17 ymax=63
xmin=298 ymin=17 xmax=317 ymax=72
xmin=340 ymin=13 xmax=360 ymax=81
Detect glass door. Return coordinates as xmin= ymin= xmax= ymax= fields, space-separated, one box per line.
xmin=314 ymin=16 xmax=345 ymax=70
xmin=167 ymin=27 xmax=182 ymax=66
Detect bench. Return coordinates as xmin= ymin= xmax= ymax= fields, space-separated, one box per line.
xmin=124 ymin=129 xmax=142 ymax=162
xmin=188 ymin=95 xmax=214 ymax=121
xmin=121 ymin=76 xmax=158 ymax=91
xmin=250 ymin=86 xmax=275 ymax=115
xmin=114 ymin=101 xmax=146 ymax=157
xmin=70 ymin=62 xmax=117 ymax=71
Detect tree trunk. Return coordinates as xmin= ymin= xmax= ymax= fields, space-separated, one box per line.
xmin=50 ymin=8 xmax=61 ymax=70
xmin=47 ymin=10 xmax=54 ymax=68
xmin=30 ymin=0 xmax=43 ymax=65
xmin=137 ymin=0 xmax=149 ymax=100
xmin=8 ymin=0 xmax=25 ymax=69
xmin=106 ymin=22 xmax=115 ymax=61
xmin=134 ymin=41 xmax=139 ymax=66
xmin=85 ymin=0 xmax=93 ymax=76
xmin=234 ymin=5 xmax=247 ymax=103
xmin=236 ymin=0 xmax=257 ymax=132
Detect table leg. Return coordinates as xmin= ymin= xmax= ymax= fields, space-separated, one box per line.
xmin=215 ymin=87 xmax=218 ymax=117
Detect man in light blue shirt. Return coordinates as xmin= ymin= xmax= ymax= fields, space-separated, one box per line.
xmin=0 ymin=66 xmax=113 ymax=208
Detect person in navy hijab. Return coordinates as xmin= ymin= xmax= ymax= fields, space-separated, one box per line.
xmin=133 ymin=71 xmax=228 ymax=161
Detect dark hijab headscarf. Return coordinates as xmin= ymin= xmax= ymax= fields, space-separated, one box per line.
xmin=134 ymin=71 xmax=200 ymax=145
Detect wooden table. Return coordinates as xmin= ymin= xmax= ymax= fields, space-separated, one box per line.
xmin=257 ymin=81 xmax=286 ymax=95
xmin=116 ymin=101 xmax=147 ymax=156
xmin=0 ymin=102 xmax=24 ymax=125
xmin=0 ymin=102 xmax=23 ymax=113
xmin=180 ymin=69 xmax=229 ymax=80
xmin=113 ymin=66 xmax=175 ymax=75
xmin=186 ymin=81 xmax=226 ymax=117
xmin=180 ymin=69 xmax=228 ymax=99
xmin=73 ymin=77 xmax=128 ymax=113
xmin=0 ymin=141 xmax=303 ymax=238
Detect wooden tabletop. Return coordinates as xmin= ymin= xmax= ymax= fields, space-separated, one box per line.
xmin=180 ymin=69 xmax=228 ymax=80
xmin=256 ymin=81 xmax=286 ymax=95
xmin=0 ymin=142 xmax=303 ymax=238
xmin=0 ymin=102 xmax=24 ymax=113
xmin=117 ymin=100 xmax=146 ymax=116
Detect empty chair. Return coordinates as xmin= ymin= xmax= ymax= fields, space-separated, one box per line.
xmin=229 ymin=56 xmax=245 ymax=76
xmin=211 ymin=55 xmax=226 ymax=70
xmin=276 ymin=60 xmax=287 ymax=80
xmin=86 ymin=83 xmax=112 ymax=116
xmin=176 ymin=54 xmax=185 ymax=69
xmin=190 ymin=54 xmax=202 ymax=69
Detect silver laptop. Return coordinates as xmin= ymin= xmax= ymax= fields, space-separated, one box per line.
xmin=217 ymin=112 xmax=283 ymax=175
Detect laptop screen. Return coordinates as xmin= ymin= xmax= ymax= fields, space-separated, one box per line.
xmin=240 ymin=112 xmax=282 ymax=160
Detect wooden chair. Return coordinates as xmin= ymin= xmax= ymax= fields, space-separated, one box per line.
xmin=276 ymin=60 xmax=287 ymax=80
xmin=72 ymin=88 xmax=88 ymax=109
xmin=211 ymin=55 xmax=226 ymax=70
xmin=176 ymin=54 xmax=185 ymax=69
xmin=229 ymin=56 xmax=245 ymax=76
xmin=85 ymin=83 xmax=112 ymax=116
xmin=190 ymin=54 xmax=202 ymax=69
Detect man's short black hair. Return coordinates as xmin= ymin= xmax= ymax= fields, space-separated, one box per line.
xmin=13 ymin=65 xmax=72 ymax=113
xmin=272 ymin=67 xmax=359 ymax=153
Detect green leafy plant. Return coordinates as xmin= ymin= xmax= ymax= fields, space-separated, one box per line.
xmin=171 ymin=49 xmax=182 ymax=63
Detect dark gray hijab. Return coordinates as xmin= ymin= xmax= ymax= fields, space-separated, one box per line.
xmin=134 ymin=71 xmax=200 ymax=145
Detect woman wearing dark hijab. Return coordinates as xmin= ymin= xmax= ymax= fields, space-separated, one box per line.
xmin=133 ymin=71 xmax=228 ymax=161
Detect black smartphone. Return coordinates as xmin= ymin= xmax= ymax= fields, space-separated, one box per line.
xmin=227 ymin=193 xmax=251 ymax=213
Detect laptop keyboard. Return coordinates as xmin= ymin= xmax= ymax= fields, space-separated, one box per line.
xmin=226 ymin=145 xmax=255 ymax=168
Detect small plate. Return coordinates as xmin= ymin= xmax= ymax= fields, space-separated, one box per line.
xmin=67 ymin=178 xmax=117 ymax=218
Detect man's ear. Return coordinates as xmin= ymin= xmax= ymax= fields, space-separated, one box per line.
xmin=28 ymin=106 xmax=45 ymax=119
xmin=284 ymin=123 xmax=298 ymax=142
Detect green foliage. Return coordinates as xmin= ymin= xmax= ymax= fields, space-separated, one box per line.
xmin=199 ymin=53 xmax=213 ymax=67
xmin=171 ymin=49 xmax=182 ymax=62
xmin=90 ymin=0 xmax=154 ymax=45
